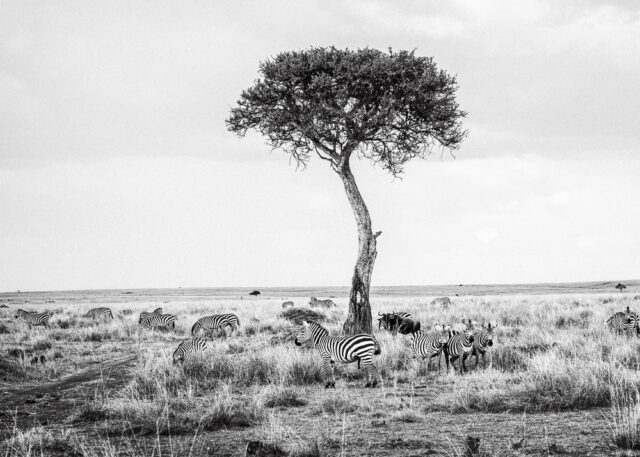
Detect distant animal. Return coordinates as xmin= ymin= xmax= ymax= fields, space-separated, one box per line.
xmin=397 ymin=317 xmax=421 ymax=335
xmin=140 ymin=313 xmax=176 ymax=330
xmin=13 ymin=309 xmax=52 ymax=329
xmin=446 ymin=330 xmax=475 ymax=373
xmin=606 ymin=306 xmax=639 ymax=336
xmin=471 ymin=322 xmax=494 ymax=368
xmin=377 ymin=312 xmax=412 ymax=332
xmin=430 ymin=297 xmax=451 ymax=308
xmin=616 ymin=283 xmax=627 ymax=292
xmin=249 ymin=290 xmax=261 ymax=296
xmin=83 ymin=307 xmax=113 ymax=320
xmin=138 ymin=307 xmax=163 ymax=324
xmin=0 ymin=304 xmax=9 ymax=309
xmin=173 ymin=338 xmax=208 ymax=364
xmin=409 ymin=328 xmax=451 ymax=372
xmin=309 ymin=297 xmax=336 ymax=308
xmin=281 ymin=301 xmax=294 ymax=309
xmin=294 ymin=320 xmax=381 ymax=388
xmin=191 ymin=314 xmax=240 ymax=337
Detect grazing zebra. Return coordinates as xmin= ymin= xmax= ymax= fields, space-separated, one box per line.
xmin=446 ymin=330 xmax=475 ymax=373
xmin=173 ymin=338 xmax=208 ymax=364
xmin=140 ymin=313 xmax=176 ymax=330
xmin=84 ymin=307 xmax=113 ymax=320
xmin=309 ymin=297 xmax=336 ymax=308
xmin=430 ymin=297 xmax=451 ymax=308
xmin=409 ymin=329 xmax=451 ymax=372
xmin=191 ymin=314 xmax=240 ymax=337
xmin=139 ymin=307 xmax=163 ymax=324
xmin=294 ymin=320 xmax=381 ymax=388
xmin=282 ymin=301 xmax=294 ymax=309
xmin=14 ymin=309 xmax=52 ymax=329
xmin=471 ymin=323 xmax=494 ymax=368
xmin=606 ymin=306 xmax=639 ymax=336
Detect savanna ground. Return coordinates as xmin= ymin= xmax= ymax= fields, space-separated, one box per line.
xmin=2 ymin=283 xmax=640 ymax=457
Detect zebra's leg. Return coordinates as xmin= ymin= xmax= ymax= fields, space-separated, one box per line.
xmin=475 ymin=350 xmax=480 ymax=369
xmin=449 ymin=355 xmax=458 ymax=374
xmin=362 ymin=356 xmax=378 ymax=388
xmin=461 ymin=353 xmax=469 ymax=374
xmin=443 ymin=349 xmax=451 ymax=373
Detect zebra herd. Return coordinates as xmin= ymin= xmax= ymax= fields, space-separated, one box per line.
xmin=8 ymin=299 xmax=637 ymax=389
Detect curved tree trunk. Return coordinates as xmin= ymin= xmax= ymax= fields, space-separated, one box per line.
xmin=339 ymin=158 xmax=379 ymax=335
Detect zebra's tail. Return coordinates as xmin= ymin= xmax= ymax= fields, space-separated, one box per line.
xmin=236 ymin=316 xmax=240 ymax=327
xmin=372 ymin=336 xmax=381 ymax=355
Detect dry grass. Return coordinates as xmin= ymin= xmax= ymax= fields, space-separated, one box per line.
xmin=1 ymin=291 xmax=639 ymax=455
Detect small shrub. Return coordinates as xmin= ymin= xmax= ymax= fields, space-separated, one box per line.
xmin=261 ymin=386 xmax=306 ymax=408
xmin=280 ymin=308 xmax=326 ymax=325
xmin=33 ymin=340 xmax=52 ymax=351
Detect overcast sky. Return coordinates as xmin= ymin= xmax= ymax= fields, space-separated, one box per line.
xmin=1 ymin=0 xmax=639 ymax=292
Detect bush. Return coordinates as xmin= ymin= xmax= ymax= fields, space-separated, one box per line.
xmin=33 ymin=340 xmax=52 ymax=351
xmin=261 ymin=386 xmax=306 ymax=408
xmin=280 ymin=308 xmax=326 ymax=325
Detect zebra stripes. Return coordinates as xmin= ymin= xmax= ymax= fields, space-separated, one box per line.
xmin=430 ymin=297 xmax=451 ymax=308
xmin=139 ymin=307 xmax=163 ymax=324
xmin=191 ymin=314 xmax=240 ymax=337
xmin=410 ymin=329 xmax=451 ymax=372
xmin=294 ymin=320 xmax=381 ymax=388
xmin=84 ymin=307 xmax=113 ymax=320
xmin=606 ymin=306 xmax=640 ymax=336
xmin=140 ymin=313 xmax=176 ymax=330
xmin=471 ymin=323 xmax=494 ymax=368
xmin=282 ymin=301 xmax=294 ymax=309
xmin=446 ymin=330 xmax=475 ymax=373
xmin=309 ymin=297 xmax=336 ymax=308
xmin=14 ymin=309 xmax=52 ymax=329
xmin=173 ymin=338 xmax=208 ymax=364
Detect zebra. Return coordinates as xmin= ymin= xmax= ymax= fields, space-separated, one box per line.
xmin=409 ymin=329 xmax=451 ymax=372
xmin=140 ymin=313 xmax=176 ymax=330
xmin=294 ymin=320 xmax=381 ymax=388
xmin=606 ymin=306 xmax=640 ymax=336
xmin=309 ymin=297 xmax=336 ymax=308
xmin=191 ymin=314 xmax=240 ymax=337
xmin=429 ymin=297 xmax=451 ymax=308
xmin=139 ymin=307 xmax=163 ymax=324
xmin=173 ymin=338 xmax=208 ymax=364
xmin=445 ymin=330 xmax=475 ymax=373
xmin=471 ymin=322 xmax=494 ymax=368
xmin=282 ymin=301 xmax=294 ymax=309
xmin=14 ymin=309 xmax=52 ymax=329
xmin=83 ymin=307 xmax=113 ymax=320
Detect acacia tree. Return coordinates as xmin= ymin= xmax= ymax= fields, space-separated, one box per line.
xmin=227 ymin=47 xmax=466 ymax=334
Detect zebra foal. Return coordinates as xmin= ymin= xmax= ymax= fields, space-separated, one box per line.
xmin=471 ymin=322 xmax=494 ymax=368
xmin=191 ymin=314 xmax=240 ymax=337
xmin=173 ymin=338 xmax=208 ymax=364
xmin=294 ymin=320 xmax=381 ymax=388
xmin=84 ymin=307 xmax=113 ymax=320
xmin=14 ymin=309 xmax=52 ymax=329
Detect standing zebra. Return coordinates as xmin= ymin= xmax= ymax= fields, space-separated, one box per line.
xmin=606 ymin=306 xmax=639 ymax=336
xmin=309 ymin=297 xmax=336 ymax=308
xmin=139 ymin=307 xmax=163 ymax=324
xmin=84 ymin=307 xmax=113 ymax=320
xmin=173 ymin=338 xmax=208 ymax=364
xmin=471 ymin=323 xmax=494 ymax=368
xmin=282 ymin=301 xmax=295 ymax=309
xmin=429 ymin=297 xmax=451 ymax=308
xmin=294 ymin=320 xmax=381 ymax=388
xmin=191 ymin=314 xmax=240 ymax=337
xmin=14 ymin=309 xmax=52 ymax=329
xmin=409 ymin=329 xmax=451 ymax=372
xmin=140 ymin=313 xmax=176 ymax=330
xmin=446 ymin=330 xmax=475 ymax=373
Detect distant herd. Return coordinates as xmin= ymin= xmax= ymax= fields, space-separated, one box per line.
xmin=5 ymin=297 xmax=636 ymax=388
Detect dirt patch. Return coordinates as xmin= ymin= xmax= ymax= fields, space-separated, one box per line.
xmin=0 ymin=354 xmax=138 ymax=433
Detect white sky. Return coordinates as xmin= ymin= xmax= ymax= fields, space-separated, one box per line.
xmin=1 ymin=0 xmax=639 ymax=291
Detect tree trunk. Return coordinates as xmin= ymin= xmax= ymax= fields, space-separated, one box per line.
xmin=339 ymin=158 xmax=379 ymax=335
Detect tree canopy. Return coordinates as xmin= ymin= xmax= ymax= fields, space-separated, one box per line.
xmin=227 ymin=47 xmax=466 ymax=176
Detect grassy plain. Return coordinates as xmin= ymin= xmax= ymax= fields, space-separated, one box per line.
xmin=1 ymin=284 xmax=640 ymax=456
